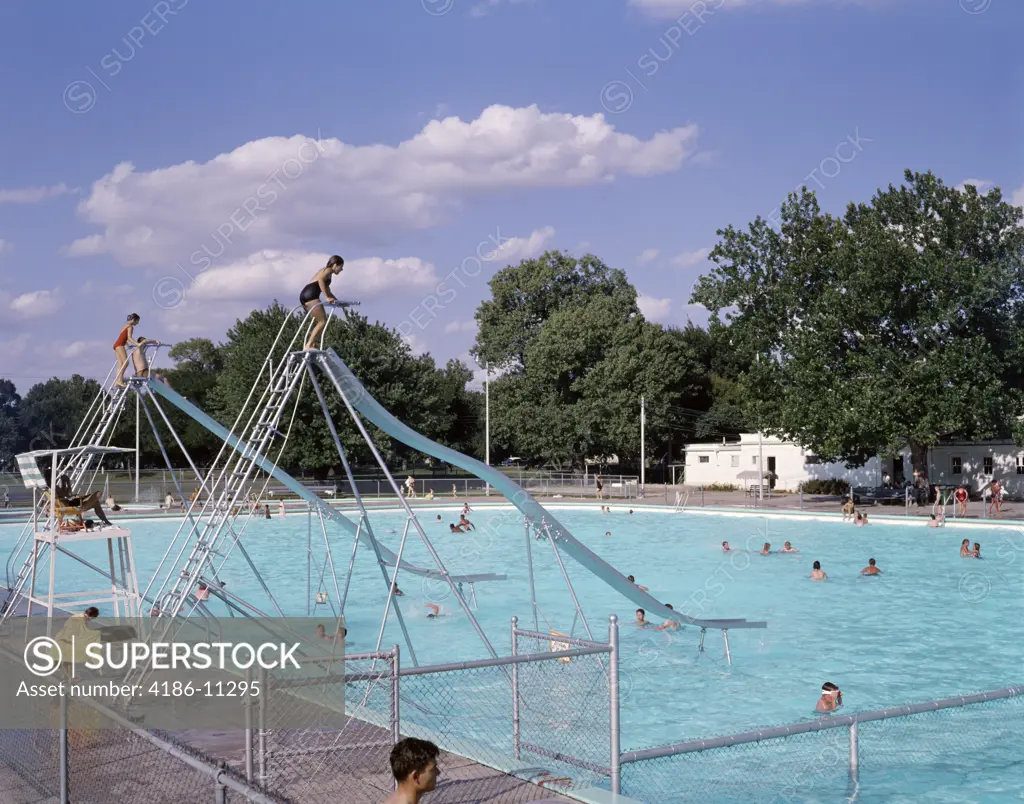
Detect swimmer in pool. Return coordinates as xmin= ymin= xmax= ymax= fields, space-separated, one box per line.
xmin=605 ymin=531 xmax=611 ymax=537
xmin=634 ymin=608 xmax=648 ymax=627
xmin=459 ymin=514 xmax=475 ymax=531
xmin=655 ymin=603 xmax=681 ymax=630
xmin=333 ymin=626 xmax=347 ymax=642
xmin=809 ymin=561 xmax=827 ymax=581
xmin=626 ymin=575 xmax=649 ymax=592
xmin=449 ymin=523 xmax=466 ymax=533
xmin=972 ymin=542 xmax=982 ymax=559
xmin=461 ymin=503 xmax=472 ymax=515
xmin=425 ymin=604 xmax=440 ymax=619
xmin=780 ymin=541 xmax=798 ymax=553
xmin=760 ymin=542 xmax=771 ymax=555
xmin=391 ymin=583 xmax=404 ymax=597
xmin=860 ymin=558 xmax=881 ymax=575
xmin=315 ymin=624 xmax=328 ymax=639
xmin=722 ymin=541 xmax=731 ymax=552
xmin=855 ymin=513 xmax=869 ymax=527
xmin=436 ymin=515 xmax=442 ymax=522
xmin=816 ymin=682 xmax=843 ymax=713
xmin=927 ymin=514 xmax=942 ymax=528
xmin=959 ymin=539 xmax=972 ymax=557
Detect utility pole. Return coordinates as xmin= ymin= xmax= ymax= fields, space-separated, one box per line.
xmin=756 ymin=354 xmax=763 ymax=502
xmin=485 ymin=361 xmax=490 ymax=497
xmin=640 ymin=396 xmax=646 ymax=497
xmin=135 ymin=390 xmax=141 ymax=503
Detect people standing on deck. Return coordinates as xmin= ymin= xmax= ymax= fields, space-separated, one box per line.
xmin=987 ymin=480 xmax=1003 ymax=517
xmin=954 ymin=485 xmax=968 ymax=517
xmin=299 ymin=255 xmax=345 ymax=351
xmin=595 ymin=476 xmax=604 ymax=500
xmin=404 ymin=476 xmax=417 ymax=498
xmin=841 ymin=499 xmax=855 ymax=521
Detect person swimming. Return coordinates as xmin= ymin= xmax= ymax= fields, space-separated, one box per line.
xmin=960 ymin=539 xmax=972 ymax=557
xmin=780 ymin=541 xmax=798 ymax=553
xmin=860 ymin=558 xmax=881 ymax=575
xmin=810 ymin=561 xmax=827 ymax=581
xmin=634 ymin=608 xmax=648 ymax=627
xmin=760 ymin=542 xmax=771 ymax=555
xmin=816 ymin=682 xmax=843 ymax=713
xmin=855 ymin=513 xmax=869 ymax=527
xmin=605 ymin=531 xmax=612 ymax=537
xmin=972 ymin=542 xmax=982 ymax=559
xmin=459 ymin=514 xmax=475 ymax=530
xmin=655 ymin=603 xmax=680 ymax=630
xmin=449 ymin=523 xmax=466 ymax=533
xmin=425 ymin=603 xmax=440 ymax=619
xmin=722 ymin=541 xmax=731 ymax=552
xmin=626 ymin=575 xmax=649 ymax=592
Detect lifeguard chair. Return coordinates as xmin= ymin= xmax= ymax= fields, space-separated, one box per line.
xmin=1 ymin=446 xmax=142 ymax=637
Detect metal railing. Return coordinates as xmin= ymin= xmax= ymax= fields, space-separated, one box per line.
xmin=616 ymin=685 xmax=1024 ymax=802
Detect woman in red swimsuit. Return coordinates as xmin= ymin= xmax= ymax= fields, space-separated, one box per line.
xmin=113 ymin=313 xmax=162 ymax=386
xmin=954 ymin=486 xmax=968 ymax=517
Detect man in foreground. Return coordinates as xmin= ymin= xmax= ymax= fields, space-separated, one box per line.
xmin=385 ymin=738 xmax=439 ymax=804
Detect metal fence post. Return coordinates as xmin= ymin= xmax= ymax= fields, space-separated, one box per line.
xmin=609 ymin=615 xmax=621 ymax=795
xmin=244 ymin=665 xmax=254 ymax=782
xmin=59 ymin=689 xmax=69 ymax=803
xmin=258 ymin=666 xmax=267 ymax=786
xmin=800 ymin=488 xmax=803 ymax=510
xmin=215 ymin=761 xmax=227 ymax=804
xmin=701 ymin=486 xmax=705 ymax=507
xmin=511 ymin=617 xmax=521 ymax=759
xmin=391 ymin=644 xmax=401 ymax=744
xmin=849 ymin=721 xmax=859 ymax=780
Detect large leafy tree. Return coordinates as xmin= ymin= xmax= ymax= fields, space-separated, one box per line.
xmin=0 ymin=378 xmax=20 ymax=470
xmin=475 ymin=251 xmax=711 ymax=469
xmin=19 ymin=375 xmax=104 ymax=453
xmin=159 ymin=339 xmax=228 ymax=466
xmin=214 ymin=302 xmax=480 ymax=475
xmin=692 ymin=170 xmax=1024 ymax=474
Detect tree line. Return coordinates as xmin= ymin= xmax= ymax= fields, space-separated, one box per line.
xmin=2 ymin=169 xmax=1019 ymax=481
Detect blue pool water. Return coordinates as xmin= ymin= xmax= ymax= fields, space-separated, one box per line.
xmin=4 ymin=506 xmax=1023 ymax=801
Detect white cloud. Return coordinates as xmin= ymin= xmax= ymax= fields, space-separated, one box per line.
xmin=9 ymin=288 xmax=63 ymax=319
xmin=58 ymin=340 xmax=106 ymax=360
xmin=184 ymin=250 xmax=439 ymax=305
xmin=469 ymin=0 xmax=534 ymax=16
xmin=636 ymin=248 xmax=660 ymax=264
xmin=671 ymin=247 xmax=711 ymax=268
xmin=637 ymin=293 xmax=672 ymax=322
xmin=401 ymin=332 xmax=429 ymax=356
xmin=0 ymin=183 xmax=72 ymax=204
xmin=957 ymin=178 xmax=993 ymax=193
xmin=443 ymin=320 xmax=478 ymax=334
xmin=67 ymin=105 xmax=699 ymax=268
xmin=630 ymin=0 xmax=885 ymax=16
xmin=487 ymin=225 xmax=556 ymax=264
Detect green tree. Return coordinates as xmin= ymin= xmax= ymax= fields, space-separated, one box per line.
xmin=475 ymin=251 xmax=711 ymax=470
xmin=160 ymin=339 xmax=227 ymax=466
xmin=214 ymin=302 xmax=480 ymax=475
xmin=19 ymin=376 xmax=103 ymax=453
xmin=0 ymin=379 xmax=20 ymax=470
xmin=692 ymin=170 xmax=1024 ymax=474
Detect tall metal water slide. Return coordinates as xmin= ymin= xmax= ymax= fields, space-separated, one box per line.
xmin=4 ymin=303 xmax=765 ymax=667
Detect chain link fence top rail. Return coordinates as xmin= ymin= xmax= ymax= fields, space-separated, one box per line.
xmin=616 ymin=690 xmax=1024 ymax=803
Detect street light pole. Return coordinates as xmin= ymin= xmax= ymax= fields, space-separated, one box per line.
xmin=756 ymin=353 xmax=763 ymax=502
xmin=485 ymin=361 xmax=490 ymax=497
xmin=640 ymin=396 xmax=646 ymax=497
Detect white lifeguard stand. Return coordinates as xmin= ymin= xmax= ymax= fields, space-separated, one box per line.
xmin=2 ymin=446 xmax=142 ymax=637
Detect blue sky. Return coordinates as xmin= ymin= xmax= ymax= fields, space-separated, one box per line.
xmin=0 ymin=0 xmax=1020 ymax=391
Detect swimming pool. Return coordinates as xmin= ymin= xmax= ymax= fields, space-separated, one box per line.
xmin=4 ymin=506 xmax=1023 ymax=801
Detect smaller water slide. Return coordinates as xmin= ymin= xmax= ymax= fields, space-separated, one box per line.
xmin=146 ymin=379 xmax=505 ymax=585
xmin=315 ymin=351 xmax=764 ymax=632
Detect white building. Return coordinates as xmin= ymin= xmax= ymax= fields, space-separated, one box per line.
xmin=682 ymin=434 xmax=1024 ymax=496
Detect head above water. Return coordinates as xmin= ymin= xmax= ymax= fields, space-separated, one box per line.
xmin=813 ymin=561 xmax=821 ymax=570
xmin=868 ymin=558 xmax=876 ymax=566
xmin=636 ymin=608 xmax=645 ymax=618
xmin=627 ymin=575 xmax=636 ymax=583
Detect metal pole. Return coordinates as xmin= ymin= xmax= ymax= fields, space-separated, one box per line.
xmin=391 ymin=644 xmax=401 ymax=745
xmin=135 ymin=390 xmax=141 ymax=503
xmin=524 ymin=520 xmax=539 ymax=632
xmin=307 ymin=507 xmax=311 ymax=616
xmin=59 ymin=688 xmax=69 ymax=803
xmin=849 ymin=721 xmax=859 ymax=778
xmin=258 ymin=666 xmax=267 ymax=785
xmin=511 ymin=616 xmax=521 ymax=759
xmin=215 ymin=761 xmax=228 ymax=804
xmin=609 ymin=615 xmax=621 ymax=796
xmin=758 ymin=429 xmax=764 ymax=503
xmin=244 ymin=666 xmax=254 ymax=782
xmin=485 ymin=360 xmax=490 ymax=497
xmin=640 ymin=396 xmax=646 ymax=496
xmin=722 ymin=629 xmax=732 ymax=666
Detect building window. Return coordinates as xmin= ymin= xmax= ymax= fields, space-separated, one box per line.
xmin=805 ymin=455 xmax=822 ymax=465
xmin=951 ymin=456 xmax=962 ymax=475
xmin=752 ymin=456 xmax=757 ymax=465
xmin=731 ymin=455 xmax=739 ymax=467
xmin=984 ymin=456 xmax=993 ymax=476
xmin=1017 ymin=456 xmax=1024 ymax=475
xmin=699 ymin=456 xmax=709 ymax=464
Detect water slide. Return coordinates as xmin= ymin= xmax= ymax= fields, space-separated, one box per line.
xmin=315 ymin=350 xmax=766 ymax=631
xmin=146 ymin=380 xmax=505 ymax=585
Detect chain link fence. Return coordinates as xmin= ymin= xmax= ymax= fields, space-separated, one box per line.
xmin=617 ymin=687 xmax=1024 ymax=803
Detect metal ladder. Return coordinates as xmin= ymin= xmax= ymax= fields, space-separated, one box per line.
xmin=0 ymin=383 xmax=135 ymax=623
xmin=673 ymin=490 xmax=689 ymax=512
xmin=147 ymin=352 xmax=308 ymax=625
